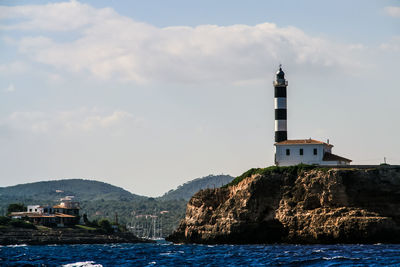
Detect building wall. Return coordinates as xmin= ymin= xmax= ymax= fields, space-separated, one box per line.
xmin=42 ymin=206 xmax=54 ymax=214
xmin=275 ymin=144 xmax=332 ymax=166
xmin=27 ymin=205 xmax=43 ymax=213
xmin=322 ymin=160 xmax=350 ymax=166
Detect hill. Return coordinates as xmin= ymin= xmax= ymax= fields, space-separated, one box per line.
xmin=0 ymin=175 xmax=234 ymax=236
xmin=159 ymin=174 xmax=234 ymax=201
xmin=0 ymin=179 xmax=142 ymax=202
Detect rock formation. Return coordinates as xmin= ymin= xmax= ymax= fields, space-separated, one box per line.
xmin=166 ymin=166 xmax=400 ymax=244
xmin=0 ymin=227 xmax=153 ymax=245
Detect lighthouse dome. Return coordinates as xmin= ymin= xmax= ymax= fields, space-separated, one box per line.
xmin=276 ymin=66 xmax=285 ymax=79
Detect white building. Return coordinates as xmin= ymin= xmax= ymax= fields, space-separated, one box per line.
xmin=272 ymin=66 xmax=351 ymax=166
xmin=27 ymin=205 xmax=43 ymax=213
xmin=274 ymin=139 xmax=351 ymax=166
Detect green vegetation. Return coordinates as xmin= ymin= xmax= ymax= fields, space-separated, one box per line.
xmin=0 ymin=216 xmax=11 ymax=225
xmin=159 ymin=174 xmax=234 ymax=201
xmin=0 ymin=179 xmax=143 ymax=204
xmin=36 ymin=225 xmax=51 ymax=231
xmin=0 ymin=194 xmax=186 ymax=236
xmin=225 ymin=164 xmax=319 ymax=187
xmin=9 ymin=219 xmax=36 ymax=229
xmin=0 ymin=216 xmax=36 ymax=229
xmin=75 ymin=224 xmax=97 ymax=231
xmin=0 ymin=175 xmax=235 ymax=236
xmin=79 ymin=198 xmax=187 ymax=236
xmin=7 ymin=203 xmax=26 ymax=214
xmin=77 ymin=218 xmax=121 ymax=233
xmin=98 ymin=219 xmax=113 ymax=234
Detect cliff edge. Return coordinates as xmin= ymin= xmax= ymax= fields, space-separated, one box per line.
xmin=166 ymin=165 xmax=400 ymax=244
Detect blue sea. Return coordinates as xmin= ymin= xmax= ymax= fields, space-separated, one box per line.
xmin=1 ymin=242 xmax=400 ymax=266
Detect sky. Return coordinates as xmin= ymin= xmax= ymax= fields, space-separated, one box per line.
xmin=0 ymin=0 xmax=399 ymax=196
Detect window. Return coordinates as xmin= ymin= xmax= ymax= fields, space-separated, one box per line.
xmin=299 ymin=149 xmax=303 ymax=156
xmin=286 ymin=149 xmax=290 ymax=156
xmin=313 ymin=148 xmax=317 ymax=155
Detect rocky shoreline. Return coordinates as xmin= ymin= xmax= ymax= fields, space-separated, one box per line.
xmin=0 ymin=227 xmax=153 ymax=245
xmin=166 ymin=166 xmax=400 ymax=244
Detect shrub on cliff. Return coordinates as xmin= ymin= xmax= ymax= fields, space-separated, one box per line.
xmin=0 ymin=216 xmax=35 ymax=229
xmin=9 ymin=219 xmax=36 ymax=229
xmin=98 ymin=219 xmax=113 ymax=234
xmin=225 ymin=164 xmax=318 ymax=187
xmin=0 ymin=216 xmax=11 ymax=225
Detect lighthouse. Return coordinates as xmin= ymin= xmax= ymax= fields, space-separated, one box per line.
xmin=273 ymin=65 xmax=288 ymax=142
xmin=273 ymin=65 xmax=352 ymax=166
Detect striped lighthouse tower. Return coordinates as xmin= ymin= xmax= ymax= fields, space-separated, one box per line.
xmin=273 ymin=65 xmax=288 ymax=142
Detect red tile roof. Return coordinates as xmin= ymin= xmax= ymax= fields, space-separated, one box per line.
xmin=323 ymin=152 xmax=352 ymax=162
xmin=53 ymin=205 xmax=79 ymax=209
xmin=29 ymin=214 xmax=57 ymax=218
xmin=55 ymin=213 xmax=76 ymax=218
xmin=275 ymin=139 xmax=333 ymax=146
xmin=29 ymin=213 xmax=76 ymax=218
xmin=22 ymin=213 xmax=76 ymax=218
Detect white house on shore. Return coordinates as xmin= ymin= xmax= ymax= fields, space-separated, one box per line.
xmin=272 ymin=66 xmax=351 ymax=166
xmin=9 ymin=197 xmax=80 ymax=227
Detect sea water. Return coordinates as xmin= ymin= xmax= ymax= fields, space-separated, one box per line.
xmin=1 ymin=242 xmax=399 ymax=266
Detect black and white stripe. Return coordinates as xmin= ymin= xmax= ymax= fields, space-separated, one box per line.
xmin=273 ymin=66 xmax=288 ymax=143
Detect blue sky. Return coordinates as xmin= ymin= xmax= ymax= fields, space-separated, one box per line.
xmin=0 ymin=0 xmax=399 ymax=196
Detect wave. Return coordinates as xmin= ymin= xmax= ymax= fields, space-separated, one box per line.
xmin=6 ymin=244 xmax=27 ymax=247
xmin=62 ymin=261 xmax=103 ymax=267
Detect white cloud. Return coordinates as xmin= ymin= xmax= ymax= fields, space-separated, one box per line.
xmin=384 ymin=6 xmax=400 ymax=17
xmin=4 ymin=83 xmax=15 ymax=92
xmin=0 ymin=0 xmax=108 ymax=31
xmin=1 ymin=1 xmax=366 ymax=84
xmin=2 ymin=108 xmax=142 ymax=135
xmin=0 ymin=61 xmax=29 ymax=74
xmin=380 ymin=36 xmax=400 ymax=52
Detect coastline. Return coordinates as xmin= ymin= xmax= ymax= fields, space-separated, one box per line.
xmin=0 ymin=226 xmax=154 ymax=246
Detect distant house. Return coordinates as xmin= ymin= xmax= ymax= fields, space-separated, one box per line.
xmin=54 ymin=197 xmax=80 ymax=217
xmin=9 ymin=197 xmax=80 ymax=227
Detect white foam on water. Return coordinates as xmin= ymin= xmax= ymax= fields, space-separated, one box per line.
xmin=159 ymin=252 xmax=173 ymax=256
xmin=6 ymin=244 xmax=27 ymax=247
xmin=62 ymin=261 xmax=103 ymax=267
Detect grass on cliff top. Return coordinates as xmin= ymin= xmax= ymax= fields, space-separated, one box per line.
xmin=224 ymin=164 xmax=320 ymax=188
xmin=36 ymin=225 xmax=51 ymax=231
xmin=75 ymin=224 xmax=98 ymax=231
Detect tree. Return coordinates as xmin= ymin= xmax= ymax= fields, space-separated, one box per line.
xmin=7 ymin=203 xmax=25 ymax=214
xmin=0 ymin=216 xmax=11 ymax=225
xmin=83 ymin=213 xmax=89 ymax=225
xmin=98 ymin=219 xmax=113 ymax=234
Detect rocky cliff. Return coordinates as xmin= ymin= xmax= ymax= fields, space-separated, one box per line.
xmin=166 ymin=166 xmax=400 ymax=244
